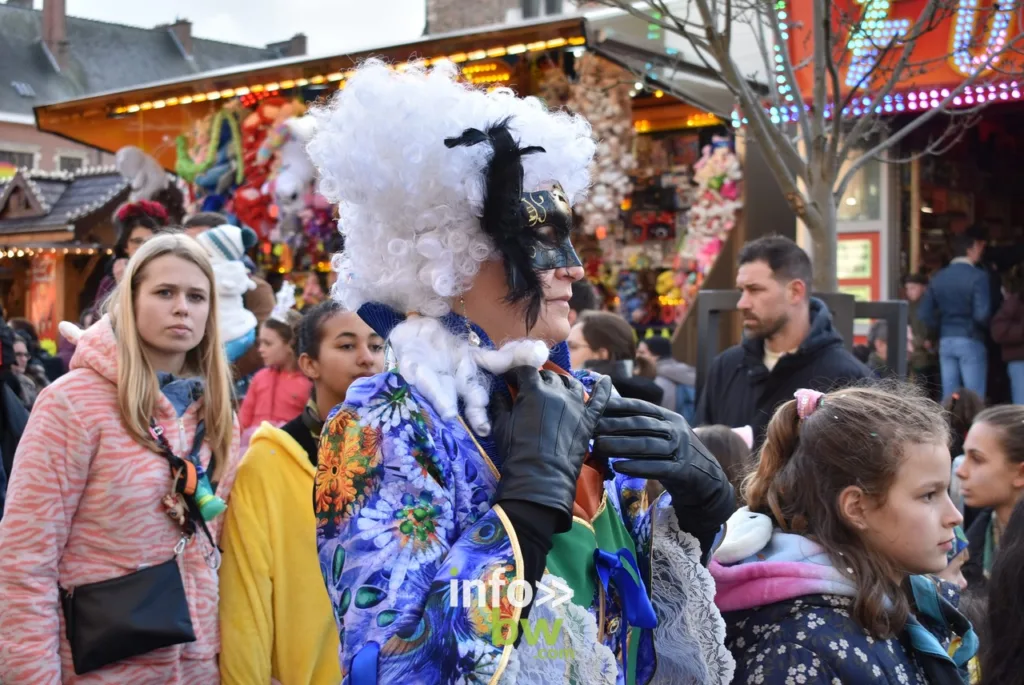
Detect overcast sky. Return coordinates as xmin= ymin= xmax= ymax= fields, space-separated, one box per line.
xmin=58 ymin=0 xmax=426 ymax=56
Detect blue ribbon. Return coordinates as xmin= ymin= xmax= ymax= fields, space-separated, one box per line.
xmin=594 ymin=548 xmax=658 ymax=679
xmin=349 ymin=641 xmax=380 ymax=685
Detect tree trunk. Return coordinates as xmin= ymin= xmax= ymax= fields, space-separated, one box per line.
xmin=807 ymin=177 xmax=838 ymax=292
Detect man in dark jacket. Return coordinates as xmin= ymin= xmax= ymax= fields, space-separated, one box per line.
xmin=695 ymin=235 xmax=870 ymax=447
xmin=918 ymin=231 xmax=991 ymax=400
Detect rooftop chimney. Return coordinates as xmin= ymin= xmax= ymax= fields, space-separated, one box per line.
xmin=165 ymin=18 xmax=193 ymax=59
xmin=42 ymin=0 xmax=69 ymax=72
xmin=267 ymin=33 xmax=307 ymax=58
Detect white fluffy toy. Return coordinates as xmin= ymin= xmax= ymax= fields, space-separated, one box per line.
xmin=268 ymin=115 xmax=318 ymax=218
xmin=196 ymin=224 xmax=259 ymax=363
xmin=115 ymin=146 xmax=169 ymax=202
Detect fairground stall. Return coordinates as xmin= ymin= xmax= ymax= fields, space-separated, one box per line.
xmin=32 ymin=11 xmax=789 ymax=349
xmin=0 ymin=165 xmax=127 ymax=345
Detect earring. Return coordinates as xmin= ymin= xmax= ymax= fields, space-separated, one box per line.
xmin=461 ymin=296 xmax=480 ymax=347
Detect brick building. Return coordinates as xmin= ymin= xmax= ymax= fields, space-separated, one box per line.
xmin=426 ymin=0 xmax=579 ymax=34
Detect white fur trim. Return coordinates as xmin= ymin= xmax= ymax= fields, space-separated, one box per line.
xmin=389 ymin=316 xmax=547 ymax=436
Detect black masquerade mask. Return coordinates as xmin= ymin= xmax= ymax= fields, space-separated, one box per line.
xmin=445 ymin=118 xmax=581 ymax=331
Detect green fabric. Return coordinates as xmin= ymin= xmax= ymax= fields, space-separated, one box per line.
xmin=545 ymin=499 xmax=642 ymax=685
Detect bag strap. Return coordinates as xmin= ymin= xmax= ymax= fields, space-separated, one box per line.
xmin=148 ymin=419 xmax=217 ymax=552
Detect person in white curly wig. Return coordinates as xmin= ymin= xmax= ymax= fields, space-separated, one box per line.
xmin=308 ymin=59 xmax=736 ymax=685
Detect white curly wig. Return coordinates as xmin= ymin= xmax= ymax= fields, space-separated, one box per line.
xmin=307 ymin=60 xmax=595 ymax=435
xmin=307 ymin=59 xmax=596 ymax=317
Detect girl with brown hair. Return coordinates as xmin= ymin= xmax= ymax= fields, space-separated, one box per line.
xmin=957 ymin=404 xmax=1024 ymax=589
xmin=710 ymin=385 xmax=976 ymax=685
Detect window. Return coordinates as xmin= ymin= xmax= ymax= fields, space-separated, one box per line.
xmin=10 ymin=81 xmax=35 ymax=98
xmin=0 ymin=150 xmax=34 ymax=170
xmin=837 ymin=157 xmax=881 ymax=222
xmin=521 ymin=0 xmax=563 ymax=19
xmin=59 ymin=156 xmax=83 ymax=173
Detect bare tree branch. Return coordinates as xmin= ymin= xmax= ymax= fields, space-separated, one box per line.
xmin=838 ymin=0 xmax=943 ymax=166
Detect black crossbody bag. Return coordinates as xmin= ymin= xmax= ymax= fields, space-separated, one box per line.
xmin=58 ymin=419 xmax=217 ymax=675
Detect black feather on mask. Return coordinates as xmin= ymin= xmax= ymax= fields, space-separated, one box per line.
xmin=444 ymin=118 xmax=547 ymax=331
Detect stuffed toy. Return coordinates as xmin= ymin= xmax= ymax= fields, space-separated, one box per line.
xmin=258 ymin=115 xmax=319 ymax=233
xmin=233 ymin=98 xmax=302 ymax=239
xmin=115 ymin=146 xmax=187 ymax=223
xmin=195 ymin=224 xmax=259 ymax=362
xmin=116 ymin=146 xmax=167 ymax=202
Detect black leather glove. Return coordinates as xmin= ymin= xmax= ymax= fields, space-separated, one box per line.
xmin=491 ymin=367 xmax=613 ymax=533
xmin=591 ymin=396 xmax=735 ymax=556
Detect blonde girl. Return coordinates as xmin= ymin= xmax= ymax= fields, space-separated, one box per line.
xmin=0 ymin=233 xmax=240 ymax=684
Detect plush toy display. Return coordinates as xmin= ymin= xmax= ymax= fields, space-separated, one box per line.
xmin=176 ymin=108 xmax=245 ymax=213
xmin=195 ymin=224 xmax=259 ymax=362
xmin=679 ymin=136 xmax=742 ymax=267
xmin=232 ymin=98 xmax=307 ymax=239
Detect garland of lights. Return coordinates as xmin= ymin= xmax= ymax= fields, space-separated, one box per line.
xmin=732 ymin=0 xmax=1021 ymax=127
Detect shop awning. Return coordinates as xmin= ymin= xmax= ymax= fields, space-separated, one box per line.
xmin=34 ymin=16 xmax=588 ymax=171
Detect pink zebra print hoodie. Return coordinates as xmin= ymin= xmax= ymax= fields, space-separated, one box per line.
xmin=0 ymin=317 xmax=240 ymax=684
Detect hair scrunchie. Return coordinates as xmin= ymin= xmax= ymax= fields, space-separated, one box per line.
xmin=794 ymin=388 xmax=825 ymax=420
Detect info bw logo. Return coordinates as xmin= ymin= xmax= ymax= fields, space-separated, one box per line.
xmin=448 ymin=567 xmax=574 ymax=652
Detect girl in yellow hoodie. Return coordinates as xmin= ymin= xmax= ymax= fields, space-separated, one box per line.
xmin=219 ymin=301 xmax=385 ymax=685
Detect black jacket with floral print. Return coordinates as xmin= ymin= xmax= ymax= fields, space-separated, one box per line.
xmin=725 ymin=593 xmax=968 ymax=685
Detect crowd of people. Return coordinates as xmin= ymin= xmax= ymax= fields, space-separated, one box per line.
xmin=0 ymin=61 xmax=1020 ymax=685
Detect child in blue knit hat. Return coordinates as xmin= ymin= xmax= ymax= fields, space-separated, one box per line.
xmin=196 ymin=224 xmax=259 ymax=363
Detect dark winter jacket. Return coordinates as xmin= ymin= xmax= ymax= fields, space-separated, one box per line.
xmin=962 ymin=508 xmax=993 ymax=591
xmin=584 ymin=358 xmax=664 ymax=404
xmin=695 ymin=298 xmax=870 ymax=447
xmin=918 ymin=260 xmax=992 ymax=341
xmin=653 ymin=357 xmax=697 ymax=420
xmin=0 ymin=381 xmax=27 ymax=488
xmin=991 ymin=293 xmax=1024 ymax=362
xmin=713 ymin=523 xmax=975 ymax=685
